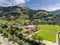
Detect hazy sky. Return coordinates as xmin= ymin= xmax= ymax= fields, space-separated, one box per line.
xmin=0 ymin=0 xmax=60 ymax=11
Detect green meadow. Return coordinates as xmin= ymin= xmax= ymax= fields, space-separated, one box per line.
xmin=37 ymin=25 xmax=60 ymax=42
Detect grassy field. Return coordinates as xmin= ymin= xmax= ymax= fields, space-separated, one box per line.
xmin=37 ymin=25 xmax=60 ymax=43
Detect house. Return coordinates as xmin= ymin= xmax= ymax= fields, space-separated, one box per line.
xmin=26 ymin=25 xmax=38 ymax=33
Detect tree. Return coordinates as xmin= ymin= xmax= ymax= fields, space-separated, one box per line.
xmin=37 ymin=36 xmax=43 ymax=44
xmin=19 ymin=40 xmax=24 ymax=45
xmin=32 ymin=34 xmax=37 ymax=41
xmin=32 ymin=34 xmax=43 ymax=44
xmin=19 ymin=33 xmax=23 ymax=39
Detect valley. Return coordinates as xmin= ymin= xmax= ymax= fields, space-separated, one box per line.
xmin=0 ymin=6 xmax=60 ymax=45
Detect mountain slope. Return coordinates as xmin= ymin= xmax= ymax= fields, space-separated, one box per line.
xmin=0 ymin=6 xmax=60 ymax=24
xmin=50 ymin=9 xmax=60 ymax=15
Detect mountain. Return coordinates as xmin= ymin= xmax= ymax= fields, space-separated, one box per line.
xmin=0 ymin=6 xmax=37 ymax=20
xmin=0 ymin=6 xmax=60 ymax=24
xmin=50 ymin=9 xmax=60 ymax=16
xmin=32 ymin=10 xmax=60 ymax=24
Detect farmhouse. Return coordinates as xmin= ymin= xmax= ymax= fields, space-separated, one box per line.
xmin=26 ymin=25 xmax=38 ymax=33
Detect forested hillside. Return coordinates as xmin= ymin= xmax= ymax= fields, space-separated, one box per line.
xmin=0 ymin=6 xmax=60 ymax=25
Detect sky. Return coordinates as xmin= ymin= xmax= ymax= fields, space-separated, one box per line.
xmin=0 ymin=0 xmax=60 ymax=11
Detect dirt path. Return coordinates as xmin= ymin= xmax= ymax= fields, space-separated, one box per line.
xmin=27 ymin=30 xmax=41 ymax=38
xmin=56 ymin=31 xmax=59 ymax=45
xmin=42 ymin=40 xmax=56 ymax=45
